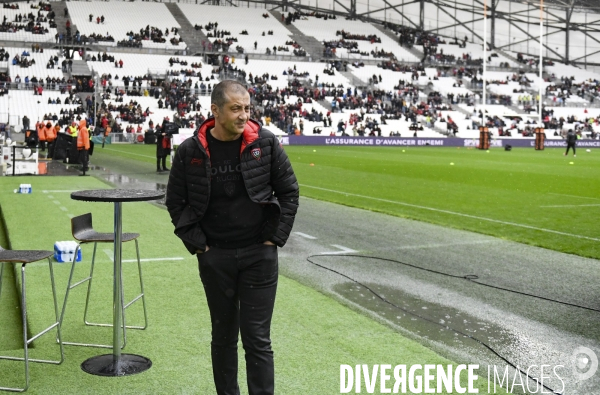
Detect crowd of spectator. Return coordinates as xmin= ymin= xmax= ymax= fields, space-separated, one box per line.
xmin=1 ymin=5 xmax=54 ymax=34
xmin=336 ymin=30 xmax=381 ymax=44
xmin=1 ymin=3 xmax=599 ymax=141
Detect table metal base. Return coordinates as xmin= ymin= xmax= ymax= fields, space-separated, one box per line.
xmin=81 ymin=354 xmax=152 ymax=376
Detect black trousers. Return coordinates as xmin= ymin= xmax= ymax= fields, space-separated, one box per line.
xmin=566 ymin=143 xmax=576 ymax=155
xmin=47 ymin=140 xmax=55 ymax=159
xmin=78 ymin=149 xmax=89 ymax=170
xmin=197 ymin=243 xmax=278 ymax=395
xmin=157 ymin=156 xmax=168 ymax=170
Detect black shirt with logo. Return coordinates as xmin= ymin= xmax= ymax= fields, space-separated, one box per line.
xmin=200 ymin=130 xmax=265 ymax=248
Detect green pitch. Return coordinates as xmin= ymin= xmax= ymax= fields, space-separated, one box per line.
xmin=286 ymin=146 xmax=600 ymax=260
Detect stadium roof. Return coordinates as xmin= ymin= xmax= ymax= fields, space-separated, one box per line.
xmin=514 ymin=0 xmax=600 ymax=10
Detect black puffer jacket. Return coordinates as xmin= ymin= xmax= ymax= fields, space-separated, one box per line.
xmin=166 ymin=117 xmax=299 ymax=254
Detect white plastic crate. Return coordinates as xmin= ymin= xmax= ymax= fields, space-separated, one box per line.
xmin=54 ymin=241 xmax=82 ymax=263
xmin=13 ymin=183 xmax=32 ymax=193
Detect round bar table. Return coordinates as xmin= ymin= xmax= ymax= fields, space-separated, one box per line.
xmin=71 ymin=189 xmax=165 ymax=376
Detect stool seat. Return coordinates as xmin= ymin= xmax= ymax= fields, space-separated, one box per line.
xmin=74 ymin=231 xmax=140 ymax=243
xmin=0 ymin=250 xmax=53 ymax=264
xmin=60 ymin=212 xmax=148 ymax=350
xmin=72 ymin=213 xmax=139 ymax=243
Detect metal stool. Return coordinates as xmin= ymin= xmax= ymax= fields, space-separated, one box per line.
xmin=59 ymin=213 xmax=148 ymax=349
xmin=0 ymin=246 xmax=64 ymax=392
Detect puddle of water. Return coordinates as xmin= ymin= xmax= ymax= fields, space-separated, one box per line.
xmin=41 ymin=161 xmax=169 ymax=204
xmin=334 ymin=281 xmax=517 ymax=360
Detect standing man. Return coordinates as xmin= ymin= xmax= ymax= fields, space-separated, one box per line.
xmin=166 ymin=80 xmax=299 ymax=395
xmin=154 ymin=120 xmax=171 ymax=172
xmin=68 ymin=121 xmax=78 ymax=138
xmin=37 ymin=121 xmax=46 ymax=151
xmin=564 ymin=128 xmax=577 ymax=157
xmin=22 ymin=115 xmax=30 ymax=132
xmin=64 ymin=121 xmax=78 ymax=164
xmin=76 ymin=119 xmax=90 ymax=172
xmin=45 ymin=121 xmax=57 ymax=159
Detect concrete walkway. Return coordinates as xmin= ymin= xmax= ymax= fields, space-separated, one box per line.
xmin=55 ymin=1 xmax=78 ymax=45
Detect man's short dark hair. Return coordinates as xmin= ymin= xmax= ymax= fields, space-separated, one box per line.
xmin=211 ymin=80 xmax=248 ymax=109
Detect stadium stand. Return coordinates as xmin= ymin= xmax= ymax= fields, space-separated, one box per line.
xmin=292 ymin=13 xmax=420 ymax=62
xmin=177 ymin=4 xmax=298 ymax=57
xmin=0 ymin=1 xmax=57 ymax=43
xmin=65 ymin=2 xmax=185 ymax=50
xmin=0 ymin=1 xmax=599 ymax=144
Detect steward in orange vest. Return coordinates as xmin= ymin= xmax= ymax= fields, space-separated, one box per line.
xmin=45 ymin=122 xmax=57 ymax=159
xmin=44 ymin=122 xmax=55 ymax=142
xmin=77 ymin=119 xmax=90 ymax=172
xmin=36 ymin=121 xmax=47 ymax=151
xmin=77 ymin=119 xmax=90 ymax=150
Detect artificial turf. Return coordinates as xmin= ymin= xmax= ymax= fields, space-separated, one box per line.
xmin=0 ymin=175 xmax=508 ymax=394
xmin=285 ymin=145 xmax=600 ymax=260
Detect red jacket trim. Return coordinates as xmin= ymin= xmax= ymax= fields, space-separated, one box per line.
xmin=196 ymin=118 xmax=261 ymax=157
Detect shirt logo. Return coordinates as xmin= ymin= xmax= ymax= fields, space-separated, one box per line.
xmin=191 ymin=158 xmax=203 ymax=166
xmin=224 ymin=182 xmax=235 ymax=196
xmin=251 ymin=148 xmax=262 ymax=161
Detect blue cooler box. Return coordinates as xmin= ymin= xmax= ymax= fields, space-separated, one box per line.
xmin=54 ymin=241 xmax=82 ymax=263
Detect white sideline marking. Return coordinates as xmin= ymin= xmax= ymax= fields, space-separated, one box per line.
xmin=300 ymin=184 xmax=600 ymax=242
xmin=548 ymin=192 xmax=600 ymax=201
xmin=67 ymin=214 xmax=75 ymax=218
xmin=294 ymin=232 xmax=317 ymax=239
xmin=540 ymin=204 xmax=600 ymax=208
xmin=103 ymin=249 xmax=113 ymax=260
xmin=59 ymin=206 xmax=68 ymax=211
xmin=123 ymin=257 xmax=184 ymax=263
xmin=43 ymin=190 xmax=78 ymax=193
xmin=102 ymin=249 xmax=183 ymax=262
xmin=103 ymin=148 xmax=155 ymax=159
xmin=320 ymin=244 xmax=358 ymax=255
xmin=395 ymin=240 xmax=494 ymax=250
xmin=47 ymin=195 xmax=54 ymax=199
xmin=52 ymin=200 xmax=61 ymax=205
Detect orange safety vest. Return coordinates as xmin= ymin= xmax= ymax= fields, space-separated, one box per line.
xmin=37 ymin=122 xmax=46 ymax=141
xmin=77 ymin=120 xmax=90 ymax=150
xmin=44 ymin=124 xmax=55 ymax=142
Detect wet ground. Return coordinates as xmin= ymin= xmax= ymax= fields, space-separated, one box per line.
xmin=13 ymin=149 xmax=600 ymax=394
xmin=41 ymin=149 xmax=169 ymax=205
xmin=282 ymin=200 xmax=600 ymax=395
